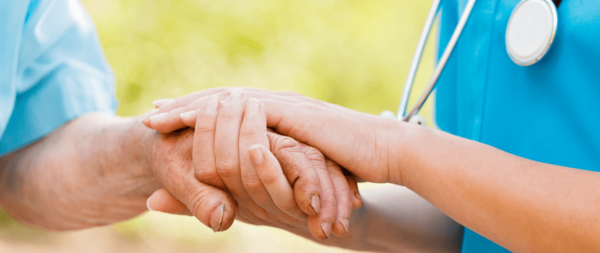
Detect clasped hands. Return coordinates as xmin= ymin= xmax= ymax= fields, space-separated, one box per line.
xmin=140 ymin=88 xmax=363 ymax=240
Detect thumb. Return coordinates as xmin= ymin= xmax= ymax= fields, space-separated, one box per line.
xmin=147 ymin=188 xmax=192 ymax=216
xmin=162 ymin=178 xmax=238 ymax=232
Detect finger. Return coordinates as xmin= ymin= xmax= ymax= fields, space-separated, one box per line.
xmin=325 ymin=159 xmax=352 ymax=236
xmin=169 ymin=176 xmax=237 ymax=232
xmin=144 ymin=94 xmax=229 ymax=133
xmin=249 ymin=144 xmax=306 ymax=220
xmin=213 ymin=88 xmax=273 ymax=223
xmin=239 ymin=99 xmax=307 ymax=221
xmin=192 ymin=95 xmax=227 ymax=189
xmin=345 ymin=174 xmax=363 ymax=209
xmin=147 ymin=188 xmax=192 ymax=216
xmin=267 ymin=132 xmax=322 ymax=216
xmin=164 ymin=91 xmax=316 ymax=130
xmin=262 ymin=99 xmax=390 ymax=183
xmin=140 ymin=88 xmax=232 ymax=121
xmin=141 ymin=88 xmax=306 ymax=125
xmin=144 ymin=87 xmax=309 ymax=119
xmin=152 ymin=129 xmax=237 ymax=232
xmin=152 ymin=98 xmax=175 ymax=108
xmin=300 ymin=146 xmax=337 ymax=240
xmin=181 ymin=110 xmax=199 ymax=127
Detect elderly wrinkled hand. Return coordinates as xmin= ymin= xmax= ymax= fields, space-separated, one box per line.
xmin=141 ymin=87 xmax=404 ymax=184
xmin=144 ymin=89 xmax=362 ymax=240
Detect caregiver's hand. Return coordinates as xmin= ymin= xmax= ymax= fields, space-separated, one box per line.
xmin=143 ymin=88 xmax=407 ymax=185
xmin=259 ymin=97 xmax=413 ymax=185
xmin=148 ymin=90 xmax=361 ymax=239
xmin=140 ymin=87 xmax=340 ymax=133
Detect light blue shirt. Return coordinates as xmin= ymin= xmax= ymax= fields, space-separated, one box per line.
xmin=437 ymin=0 xmax=600 ymax=252
xmin=0 ymin=0 xmax=117 ymax=156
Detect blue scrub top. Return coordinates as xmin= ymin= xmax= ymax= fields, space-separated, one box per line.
xmin=436 ymin=0 xmax=600 ymax=252
xmin=0 ymin=0 xmax=117 ymax=156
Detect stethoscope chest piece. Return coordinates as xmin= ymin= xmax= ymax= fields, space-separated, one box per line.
xmin=506 ymin=0 xmax=558 ymax=66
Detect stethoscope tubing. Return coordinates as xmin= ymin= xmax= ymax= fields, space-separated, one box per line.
xmin=397 ymin=0 xmax=441 ymax=120
xmin=398 ymin=0 xmax=477 ymax=122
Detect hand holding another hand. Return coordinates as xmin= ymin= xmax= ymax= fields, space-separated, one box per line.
xmin=144 ymin=87 xmax=410 ymax=185
xmin=145 ymin=89 xmax=362 ymax=240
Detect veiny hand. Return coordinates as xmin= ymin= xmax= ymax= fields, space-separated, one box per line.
xmin=147 ymin=90 xmax=361 ymax=239
xmin=144 ymin=88 xmax=409 ymax=185
xmin=148 ymin=128 xmax=236 ymax=232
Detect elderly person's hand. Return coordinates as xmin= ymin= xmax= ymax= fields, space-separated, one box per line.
xmin=142 ymin=87 xmax=404 ymax=185
xmin=145 ymin=89 xmax=361 ymax=239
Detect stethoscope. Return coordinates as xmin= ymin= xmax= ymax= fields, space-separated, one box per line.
xmin=382 ymin=0 xmax=561 ymax=126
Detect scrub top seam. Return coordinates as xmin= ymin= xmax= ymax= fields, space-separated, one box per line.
xmin=476 ymin=0 xmax=500 ymax=142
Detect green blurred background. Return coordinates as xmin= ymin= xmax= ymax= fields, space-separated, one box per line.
xmin=0 ymin=0 xmax=437 ymax=252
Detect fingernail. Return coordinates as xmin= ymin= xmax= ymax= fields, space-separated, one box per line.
xmin=311 ymin=195 xmax=321 ymax=214
xmin=180 ymin=111 xmax=196 ymax=122
xmin=152 ymin=98 xmax=175 ymax=108
xmin=249 ymin=145 xmax=264 ymax=165
xmin=146 ymin=197 xmax=154 ymax=211
xmin=246 ymin=99 xmax=260 ymax=116
xmin=204 ymin=95 xmax=220 ymax=113
xmin=340 ymin=218 xmax=349 ymax=234
xmin=211 ymin=204 xmax=224 ymax=233
xmin=320 ymin=223 xmax=331 ymax=239
xmin=149 ymin=113 xmax=168 ymax=124
xmin=227 ymin=88 xmax=244 ymax=103
xmin=142 ymin=117 xmax=152 ymax=128
xmin=141 ymin=108 xmax=159 ymax=120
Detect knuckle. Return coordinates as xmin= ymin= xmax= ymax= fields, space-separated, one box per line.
xmin=242 ymin=177 xmax=264 ymax=192
xmin=279 ymin=199 xmax=299 ymax=212
xmin=217 ymin=109 xmax=241 ymax=121
xmin=213 ymin=87 xmax=229 ymax=93
xmin=303 ymin=147 xmax=325 ymax=163
xmin=322 ymin=185 xmax=337 ymax=202
xmin=258 ymin=172 xmax=279 ymax=187
xmin=271 ymin=136 xmax=302 ymax=154
xmin=239 ymin=126 xmax=262 ymax=138
xmin=188 ymin=189 xmax=211 ymax=218
xmin=194 ymin=126 xmax=216 ymax=135
xmin=195 ymin=168 xmax=219 ymax=183
xmin=215 ymin=160 xmax=239 ymax=179
xmin=295 ymin=167 xmax=315 ymax=185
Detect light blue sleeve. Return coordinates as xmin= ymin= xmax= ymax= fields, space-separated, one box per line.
xmin=0 ymin=0 xmax=118 ymax=156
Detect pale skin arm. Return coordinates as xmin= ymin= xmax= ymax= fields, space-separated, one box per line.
xmin=141 ymin=89 xmax=462 ymax=251
xmin=142 ymin=89 xmax=600 ymax=252
xmin=260 ymin=98 xmax=600 ymax=253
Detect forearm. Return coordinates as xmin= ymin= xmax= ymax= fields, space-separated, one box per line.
xmin=395 ymin=124 xmax=600 ymax=252
xmin=0 ymin=113 xmax=160 ymax=231
xmin=285 ymin=185 xmax=462 ymax=252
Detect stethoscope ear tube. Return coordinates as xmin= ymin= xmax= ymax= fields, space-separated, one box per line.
xmin=398 ymin=0 xmax=478 ymax=122
xmin=397 ymin=0 xmax=441 ymax=121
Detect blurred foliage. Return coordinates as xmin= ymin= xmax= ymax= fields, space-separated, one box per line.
xmin=0 ymin=0 xmax=438 ymax=251
xmin=81 ymin=0 xmax=437 ymax=119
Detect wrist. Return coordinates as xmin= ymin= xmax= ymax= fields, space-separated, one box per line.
xmin=385 ymin=121 xmax=427 ymax=186
xmin=135 ymin=118 xmax=158 ymax=173
xmin=124 ymin=117 xmax=162 ymax=193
